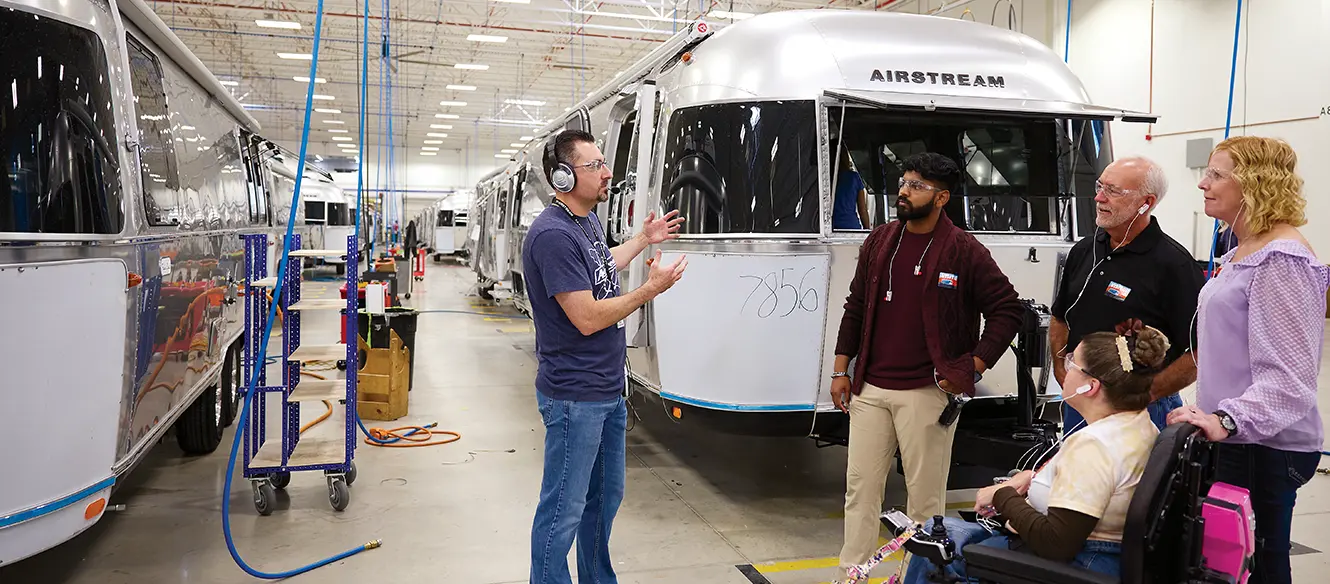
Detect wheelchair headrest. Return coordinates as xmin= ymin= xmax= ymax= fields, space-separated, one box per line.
xmin=1120 ymin=423 xmax=1204 ymax=584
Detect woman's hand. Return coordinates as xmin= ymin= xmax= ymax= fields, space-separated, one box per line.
xmin=1005 ymin=470 xmax=1036 ymax=496
xmin=975 ymin=484 xmax=1002 ymax=517
xmin=1168 ymin=405 xmax=1231 ymax=441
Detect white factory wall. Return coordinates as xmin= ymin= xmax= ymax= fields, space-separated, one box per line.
xmin=1058 ymin=0 xmax=1330 ymax=259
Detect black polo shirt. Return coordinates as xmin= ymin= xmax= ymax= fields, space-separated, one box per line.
xmin=1051 ymin=216 xmax=1205 ymax=364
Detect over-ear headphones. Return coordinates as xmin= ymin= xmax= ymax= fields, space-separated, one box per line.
xmin=544 ymin=137 xmax=575 ymax=193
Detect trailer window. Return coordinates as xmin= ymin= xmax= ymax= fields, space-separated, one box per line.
xmin=660 ymin=101 xmax=819 ymax=235
xmin=126 ymin=38 xmax=183 ymax=227
xmin=0 ymin=11 xmax=123 ymax=235
xmin=829 ymin=107 xmax=1112 ymax=236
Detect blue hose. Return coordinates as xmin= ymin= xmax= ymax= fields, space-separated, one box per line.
xmin=221 ymin=0 xmax=380 ymax=577
xmin=1063 ymin=0 xmax=1072 ymax=62
xmin=1206 ymin=0 xmax=1244 ymax=280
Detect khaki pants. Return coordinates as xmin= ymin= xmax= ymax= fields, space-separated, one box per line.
xmin=839 ymin=382 xmax=958 ymax=573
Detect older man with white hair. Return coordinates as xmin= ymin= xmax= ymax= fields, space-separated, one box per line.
xmin=1048 ymin=156 xmax=1205 ymax=434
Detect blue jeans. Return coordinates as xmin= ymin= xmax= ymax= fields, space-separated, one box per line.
xmin=1213 ymin=442 xmax=1321 ymax=584
xmin=1063 ymin=393 xmax=1181 ymax=437
xmin=530 ymin=392 xmax=628 ymax=584
xmin=902 ymin=517 xmax=1121 ymax=583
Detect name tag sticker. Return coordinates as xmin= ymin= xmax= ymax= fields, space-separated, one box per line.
xmin=938 ymin=272 xmax=958 ymax=289
xmin=1105 ymin=281 xmax=1131 ymax=301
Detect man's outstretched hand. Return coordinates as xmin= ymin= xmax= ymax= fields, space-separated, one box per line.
xmin=641 ymin=210 xmax=684 ymax=245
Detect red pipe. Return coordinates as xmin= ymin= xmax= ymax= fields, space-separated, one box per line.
xmin=876 ymin=0 xmax=906 ymax=10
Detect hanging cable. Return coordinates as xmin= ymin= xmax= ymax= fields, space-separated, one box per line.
xmin=221 ymin=0 xmax=380 ymax=577
xmin=1207 ymin=0 xmax=1244 ymax=280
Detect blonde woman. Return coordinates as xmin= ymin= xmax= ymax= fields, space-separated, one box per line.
xmin=1169 ymin=136 xmax=1328 ymax=584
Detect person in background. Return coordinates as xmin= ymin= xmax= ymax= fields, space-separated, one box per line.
xmin=901 ymin=323 xmax=1170 ymax=583
xmin=524 ymin=129 xmax=687 ymax=584
xmin=831 ymin=152 xmax=1025 ymax=581
xmin=832 ymin=143 xmax=871 ymax=230
xmin=1048 ymin=156 xmax=1203 ymax=434
xmin=1168 ymin=136 xmax=1327 ymax=584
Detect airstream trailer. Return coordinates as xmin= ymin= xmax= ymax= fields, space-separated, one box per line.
xmin=474 ymin=12 xmax=1147 ymax=463
xmin=0 ymin=0 xmax=325 ymax=565
xmin=301 ymin=173 xmax=353 ymax=273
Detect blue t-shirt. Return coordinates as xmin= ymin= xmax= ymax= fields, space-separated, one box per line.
xmin=522 ymin=205 xmax=626 ymax=402
xmin=833 ymin=170 xmax=865 ymax=230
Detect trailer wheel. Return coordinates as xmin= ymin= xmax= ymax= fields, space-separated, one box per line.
xmin=220 ymin=343 xmax=241 ymax=427
xmin=177 ymin=384 xmax=223 ymax=455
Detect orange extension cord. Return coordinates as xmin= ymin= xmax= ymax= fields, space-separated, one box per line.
xmin=296 ymin=369 xmax=461 ymax=447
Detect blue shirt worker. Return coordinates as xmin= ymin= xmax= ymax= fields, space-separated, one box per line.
xmin=523 ymin=129 xmax=688 ymax=584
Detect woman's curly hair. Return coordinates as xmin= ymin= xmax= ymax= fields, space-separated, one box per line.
xmin=1214 ymin=136 xmax=1306 ymax=236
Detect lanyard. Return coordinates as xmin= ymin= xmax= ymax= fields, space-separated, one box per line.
xmin=551 ymin=198 xmax=616 ymax=289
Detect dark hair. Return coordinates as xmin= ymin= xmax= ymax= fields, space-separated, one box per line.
xmin=1077 ymin=323 xmax=1170 ymax=411
xmin=543 ymin=129 xmax=596 ymax=186
xmin=901 ymin=152 xmax=961 ymax=192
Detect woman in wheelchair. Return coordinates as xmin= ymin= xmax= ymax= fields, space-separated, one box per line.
xmin=903 ymin=323 xmax=1170 ymax=583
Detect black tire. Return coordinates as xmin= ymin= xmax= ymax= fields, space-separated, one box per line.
xmin=270 ymin=472 xmax=291 ymax=490
xmin=478 ymin=285 xmax=494 ymax=301
xmin=329 ymin=480 xmax=350 ymax=512
xmin=335 ymin=263 xmax=346 ymax=275
xmin=253 ymin=482 xmax=276 ymax=516
xmin=176 ymin=384 xmax=223 ymax=455
xmin=345 ymin=462 xmax=357 ymax=486
xmin=221 ymin=343 xmax=240 ymax=428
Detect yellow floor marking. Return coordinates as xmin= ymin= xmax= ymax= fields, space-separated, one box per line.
xmin=753 ymin=538 xmax=903 ymax=574
xmin=484 ymin=317 xmax=512 ymax=322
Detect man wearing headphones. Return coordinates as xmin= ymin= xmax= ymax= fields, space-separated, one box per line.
xmin=1049 ymin=156 xmax=1205 ymax=434
xmin=523 ymin=129 xmax=687 ymax=584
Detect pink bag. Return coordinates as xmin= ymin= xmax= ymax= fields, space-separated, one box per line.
xmin=1201 ymin=482 xmax=1256 ymax=583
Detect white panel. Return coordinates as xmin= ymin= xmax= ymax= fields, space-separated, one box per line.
xmin=433 ymin=227 xmax=457 ymax=253
xmin=0 ymin=260 xmax=126 ymax=516
xmin=652 ymin=252 xmax=830 ymax=410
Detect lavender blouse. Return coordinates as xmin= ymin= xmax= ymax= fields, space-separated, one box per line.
xmin=1196 ymin=239 xmax=1329 ymax=452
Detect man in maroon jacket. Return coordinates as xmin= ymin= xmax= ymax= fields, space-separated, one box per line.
xmin=832 ymin=152 xmax=1025 ymax=578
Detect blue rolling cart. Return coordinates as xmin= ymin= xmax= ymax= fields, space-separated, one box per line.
xmin=240 ymin=233 xmax=360 ymax=515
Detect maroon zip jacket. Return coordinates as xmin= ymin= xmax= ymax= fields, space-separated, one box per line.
xmin=834 ymin=213 xmax=1024 ymax=397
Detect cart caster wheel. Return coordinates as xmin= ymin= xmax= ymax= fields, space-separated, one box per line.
xmin=269 ymin=471 xmax=291 ymax=490
xmin=346 ymin=462 xmax=357 ymax=486
xmin=404 ymin=293 xmax=411 ymax=299
xmin=337 ymin=360 xmax=347 ymax=371
xmin=329 ymin=479 xmax=350 ymax=511
xmin=253 ymin=481 xmax=276 ymax=516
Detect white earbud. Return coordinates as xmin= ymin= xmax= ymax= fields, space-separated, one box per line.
xmin=1074 ymin=384 xmax=1093 ymax=395
xmin=1137 ymin=203 xmax=1149 ymax=215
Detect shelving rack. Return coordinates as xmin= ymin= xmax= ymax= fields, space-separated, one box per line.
xmin=240 ymin=233 xmax=360 ymax=515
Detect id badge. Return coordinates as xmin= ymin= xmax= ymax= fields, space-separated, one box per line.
xmin=1105 ymin=281 xmax=1131 ymax=302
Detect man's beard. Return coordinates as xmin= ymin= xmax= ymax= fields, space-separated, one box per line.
xmin=897 ymin=197 xmax=936 ymax=221
xmin=1094 ymin=204 xmax=1135 ymax=229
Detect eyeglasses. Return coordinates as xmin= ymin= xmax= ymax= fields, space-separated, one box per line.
xmin=570 ymin=159 xmax=607 ymax=172
xmin=1064 ymin=354 xmax=1085 ymax=375
xmin=1094 ymin=179 xmax=1141 ymax=198
xmin=898 ymin=177 xmax=943 ymax=193
xmin=1201 ymin=167 xmax=1231 ymax=182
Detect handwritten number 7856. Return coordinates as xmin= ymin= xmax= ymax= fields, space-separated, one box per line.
xmin=740 ymin=267 xmax=820 ymax=318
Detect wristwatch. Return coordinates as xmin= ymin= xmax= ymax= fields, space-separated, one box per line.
xmin=1214 ymin=410 xmax=1238 ymax=437
xmin=831 ymin=371 xmax=850 ymax=379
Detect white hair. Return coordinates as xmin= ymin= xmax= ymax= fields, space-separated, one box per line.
xmin=1117 ymin=155 xmax=1169 ymax=204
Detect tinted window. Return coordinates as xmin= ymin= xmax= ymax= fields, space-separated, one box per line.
xmin=0 ymin=11 xmax=123 ymax=234
xmin=832 ymin=107 xmax=1112 ymax=235
xmin=126 ymin=38 xmax=182 ymax=226
xmin=660 ymin=101 xmax=819 ymax=235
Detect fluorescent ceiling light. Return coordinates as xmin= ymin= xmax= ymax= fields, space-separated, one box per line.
xmin=435 ymin=114 xmax=459 ymax=119
xmin=520 ymin=136 xmax=533 ymax=141
xmin=315 ymin=108 xmax=340 ymax=114
xmin=294 ymin=76 xmax=327 ymax=83
xmin=710 ymin=10 xmax=754 ymax=19
xmin=494 ymin=154 xmax=510 ymax=158
xmin=220 ymin=80 xmax=239 ymax=87
xmin=313 ymin=95 xmax=335 ymax=100
xmin=454 ymin=64 xmax=489 ymax=71
xmin=422 ymin=147 xmax=440 ymax=151
xmin=468 ymin=34 xmax=507 ymax=43
xmin=445 ymin=84 xmax=476 ymax=91
xmin=501 ymin=149 xmax=518 ymax=154
xmin=430 ymin=124 xmax=452 ymax=129
xmin=181 ymin=125 xmax=196 ymax=130
xmin=427 ymin=132 xmax=448 ymax=138
xmin=424 ymin=140 xmax=443 ymax=145
xmin=510 ymin=142 xmax=527 ymax=147
xmin=327 ymin=129 xmax=349 ymax=133
xmin=439 ymin=100 xmax=467 ymax=107
xmin=277 ymin=52 xmax=312 ymax=60
xmin=256 ymin=20 xmax=302 ymax=30
xmin=324 ymin=120 xmax=345 ymax=124
xmin=505 ymin=99 xmax=546 ymax=107
xmin=421 ymin=152 xmax=438 ymax=156
xmin=332 ymin=137 xmax=352 ymax=141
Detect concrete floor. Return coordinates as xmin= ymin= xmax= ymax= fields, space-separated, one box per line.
xmin=4 ymin=261 xmax=1330 ymax=583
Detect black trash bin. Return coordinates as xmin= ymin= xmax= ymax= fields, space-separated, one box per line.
xmin=357 ymin=307 xmax=419 ymax=390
